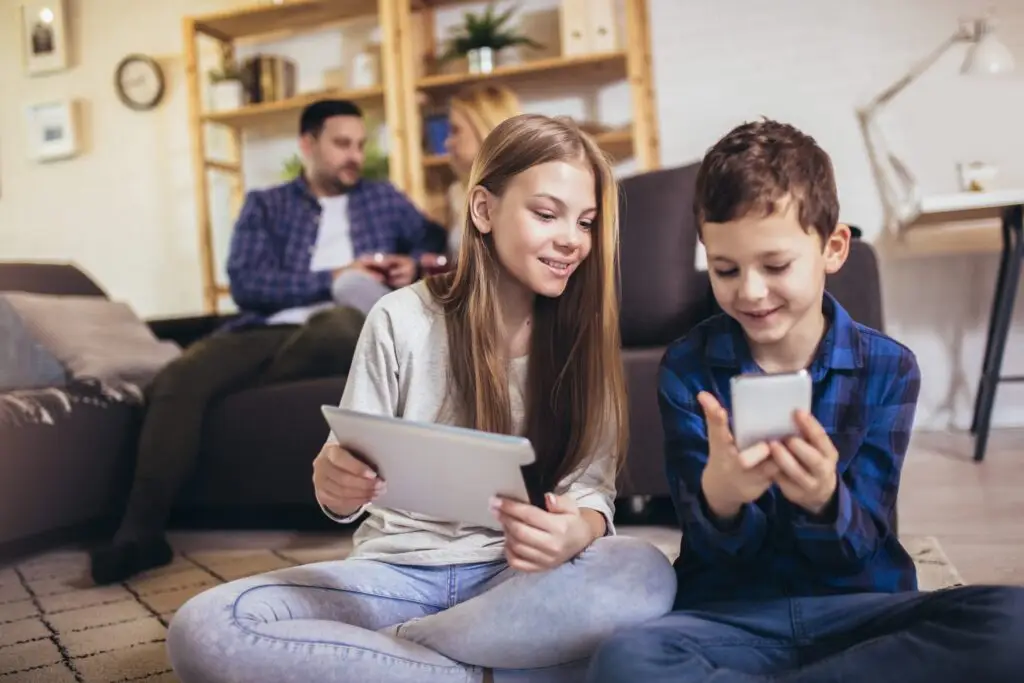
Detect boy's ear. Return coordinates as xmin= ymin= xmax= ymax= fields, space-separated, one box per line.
xmin=468 ymin=185 xmax=494 ymax=234
xmin=823 ymin=223 xmax=851 ymax=275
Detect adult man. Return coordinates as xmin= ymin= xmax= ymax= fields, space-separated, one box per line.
xmin=90 ymin=99 xmax=447 ymax=584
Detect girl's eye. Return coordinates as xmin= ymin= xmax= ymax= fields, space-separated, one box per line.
xmin=579 ymin=220 xmax=593 ymax=231
xmin=713 ymin=268 xmax=738 ymax=278
xmin=534 ymin=211 xmax=556 ymax=222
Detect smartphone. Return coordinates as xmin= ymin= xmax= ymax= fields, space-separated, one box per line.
xmin=729 ymin=370 xmax=812 ymax=466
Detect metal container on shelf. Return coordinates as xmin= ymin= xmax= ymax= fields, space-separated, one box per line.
xmin=241 ymin=55 xmax=297 ymax=104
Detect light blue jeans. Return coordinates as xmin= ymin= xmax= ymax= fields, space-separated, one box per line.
xmin=167 ymin=536 xmax=676 ymax=683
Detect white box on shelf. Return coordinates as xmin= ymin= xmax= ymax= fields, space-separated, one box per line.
xmin=559 ymin=0 xmax=590 ymax=56
xmin=587 ymin=0 xmax=619 ymax=53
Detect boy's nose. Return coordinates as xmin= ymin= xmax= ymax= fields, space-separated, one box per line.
xmin=737 ymin=272 xmax=768 ymax=301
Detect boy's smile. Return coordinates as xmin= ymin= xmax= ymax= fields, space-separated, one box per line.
xmin=702 ymin=196 xmax=850 ymax=372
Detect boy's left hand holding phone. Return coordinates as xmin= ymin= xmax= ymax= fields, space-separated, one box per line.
xmin=766 ymin=411 xmax=839 ymax=518
xmin=698 ymin=392 xmax=839 ymax=521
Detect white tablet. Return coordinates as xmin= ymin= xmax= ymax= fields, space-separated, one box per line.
xmin=320 ymin=405 xmax=535 ymax=530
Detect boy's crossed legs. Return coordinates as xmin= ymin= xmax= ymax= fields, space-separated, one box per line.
xmin=587 ymin=584 xmax=1024 ymax=683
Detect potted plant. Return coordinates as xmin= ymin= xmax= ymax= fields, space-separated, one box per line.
xmin=208 ymin=64 xmax=246 ymax=111
xmin=281 ymin=153 xmax=304 ymax=181
xmin=440 ymin=2 xmax=542 ymax=74
xmin=361 ymin=135 xmax=390 ymax=181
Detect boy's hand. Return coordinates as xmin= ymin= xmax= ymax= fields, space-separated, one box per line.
xmin=768 ymin=410 xmax=839 ymax=517
xmin=698 ymin=391 xmax=779 ymax=523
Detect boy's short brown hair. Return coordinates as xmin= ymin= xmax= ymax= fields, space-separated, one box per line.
xmin=693 ymin=119 xmax=839 ymax=243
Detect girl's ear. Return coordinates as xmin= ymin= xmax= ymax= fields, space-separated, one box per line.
xmin=468 ymin=185 xmax=494 ymax=234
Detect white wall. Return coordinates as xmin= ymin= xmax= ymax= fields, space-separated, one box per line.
xmin=0 ymin=0 xmax=1022 ymax=430
xmin=644 ymin=0 xmax=1024 ymax=430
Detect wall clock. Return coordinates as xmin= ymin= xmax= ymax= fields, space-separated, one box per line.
xmin=115 ymin=54 xmax=165 ymax=111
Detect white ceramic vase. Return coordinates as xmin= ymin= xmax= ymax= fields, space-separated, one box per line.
xmin=210 ymin=80 xmax=244 ymax=111
xmin=466 ymin=47 xmax=496 ymax=74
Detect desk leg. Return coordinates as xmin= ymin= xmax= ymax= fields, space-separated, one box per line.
xmin=971 ymin=216 xmax=1015 ymax=434
xmin=973 ymin=205 xmax=1024 ymax=462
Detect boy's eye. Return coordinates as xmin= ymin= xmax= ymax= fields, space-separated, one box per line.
xmin=765 ymin=263 xmax=791 ymax=274
xmin=713 ymin=268 xmax=738 ymax=278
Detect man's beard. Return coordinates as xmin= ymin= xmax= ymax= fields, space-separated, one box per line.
xmin=319 ymin=165 xmax=360 ymax=193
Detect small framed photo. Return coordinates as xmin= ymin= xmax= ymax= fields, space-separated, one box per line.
xmin=26 ymin=100 xmax=79 ymax=162
xmin=20 ymin=0 xmax=68 ymax=76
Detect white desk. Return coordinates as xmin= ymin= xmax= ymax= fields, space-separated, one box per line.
xmin=920 ymin=189 xmax=1024 ymax=213
xmin=879 ymin=190 xmax=1024 ymax=257
xmin=893 ymin=190 xmax=1024 ymax=462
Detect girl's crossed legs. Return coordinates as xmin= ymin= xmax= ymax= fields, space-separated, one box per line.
xmin=167 ymin=535 xmax=676 ymax=683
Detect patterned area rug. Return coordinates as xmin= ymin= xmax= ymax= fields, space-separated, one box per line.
xmin=0 ymin=533 xmax=964 ymax=682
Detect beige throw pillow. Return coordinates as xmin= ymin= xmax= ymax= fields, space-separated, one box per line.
xmin=1 ymin=292 xmax=182 ymax=388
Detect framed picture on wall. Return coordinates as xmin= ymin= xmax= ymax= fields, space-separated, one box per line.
xmin=26 ymin=100 xmax=79 ymax=162
xmin=20 ymin=0 xmax=68 ymax=76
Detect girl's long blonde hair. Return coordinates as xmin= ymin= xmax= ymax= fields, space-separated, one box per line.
xmin=426 ymin=113 xmax=628 ymax=501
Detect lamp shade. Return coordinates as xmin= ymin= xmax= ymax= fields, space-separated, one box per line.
xmin=962 ymin=27 xmax=1016 ymax=75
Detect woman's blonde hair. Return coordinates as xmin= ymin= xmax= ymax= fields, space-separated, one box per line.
xmin=449 ymin=84 xmax=522 ymax=151
xmin=425 ymin=113 xmax=627 ymax=502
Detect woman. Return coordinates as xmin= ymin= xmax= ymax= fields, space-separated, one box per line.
xmin=167 ymin=114 xmax=676 ymax=683
xmin=443 ymin=83 xmax=521 ymax=257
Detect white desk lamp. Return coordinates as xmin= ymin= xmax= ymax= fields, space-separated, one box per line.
xmin=857 ymin=16 xmax=1016 ymax=235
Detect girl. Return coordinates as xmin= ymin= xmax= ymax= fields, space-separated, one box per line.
xmin=167 ymin=114 xmax=676 ymax=683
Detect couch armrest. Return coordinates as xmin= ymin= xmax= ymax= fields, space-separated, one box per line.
xmin=148 ymin=314 xmax=236 ymax=348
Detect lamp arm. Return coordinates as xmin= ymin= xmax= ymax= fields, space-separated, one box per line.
xmin=856 ymin=26 xmax=975 ymax=234
xmin=857 ymin=110 xmax=921 ymax=235
xmin=862 ymin=28 xmax=970 ymax=112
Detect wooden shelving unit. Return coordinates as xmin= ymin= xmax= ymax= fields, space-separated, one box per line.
xmin=182 ymin=0 xmax=406 ymax=314
xmin=394 ymin=0 xmax=660 ymax=226
xmin=183 ymin=0 xmax=659 ymax=313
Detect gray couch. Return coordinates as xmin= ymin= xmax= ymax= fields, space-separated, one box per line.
xmin=0 ymin=162 xmax=887 ymax=556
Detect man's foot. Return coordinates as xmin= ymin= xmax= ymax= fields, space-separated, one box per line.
xmin=89 ymin=536 xmax=174 ymax=585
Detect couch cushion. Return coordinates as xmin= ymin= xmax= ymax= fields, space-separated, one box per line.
xmin=0 ymin=298 xmax=68 ymax=391
xmin=0 ymin=262 xmax=106 ymax=298
xmin=618 ymin=164 xmax=713 ymax=347
xmin=0 ymin=292 xmax=182 ymax=390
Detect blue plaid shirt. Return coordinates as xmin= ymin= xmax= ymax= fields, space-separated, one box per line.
xmin=223 ymin=177 xmax=447 ymax=330
xmin=659 ymin=293 xmax=922 ymax=607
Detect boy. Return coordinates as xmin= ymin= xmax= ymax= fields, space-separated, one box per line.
xmin=587 ymin=119 xmax=1024 ymax=683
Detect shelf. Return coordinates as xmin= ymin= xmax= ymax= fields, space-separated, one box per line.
xmin=194 ymin=0 xmax=379 ymax=41
xmin=422 ymin=129 xmax=633 ymax=169
xmin=416 ymin=51 xmax=628 ymax=93
xmin=411 ymin=0 xmax=480 ymax=8
xmin=203 ymin=86 xmax=385 ymax=127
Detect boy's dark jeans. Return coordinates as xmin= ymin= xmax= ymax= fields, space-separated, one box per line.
xmin=112 ymin=306 xmax=366 ymax=541
xmin=587 ymin=585 xmax=1024 ymax=683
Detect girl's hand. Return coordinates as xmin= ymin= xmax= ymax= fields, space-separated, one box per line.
xmin=491 ymin=494 xmax=596 ymax=572
xmin=312 ymin=443 xmax=385 ymax=518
